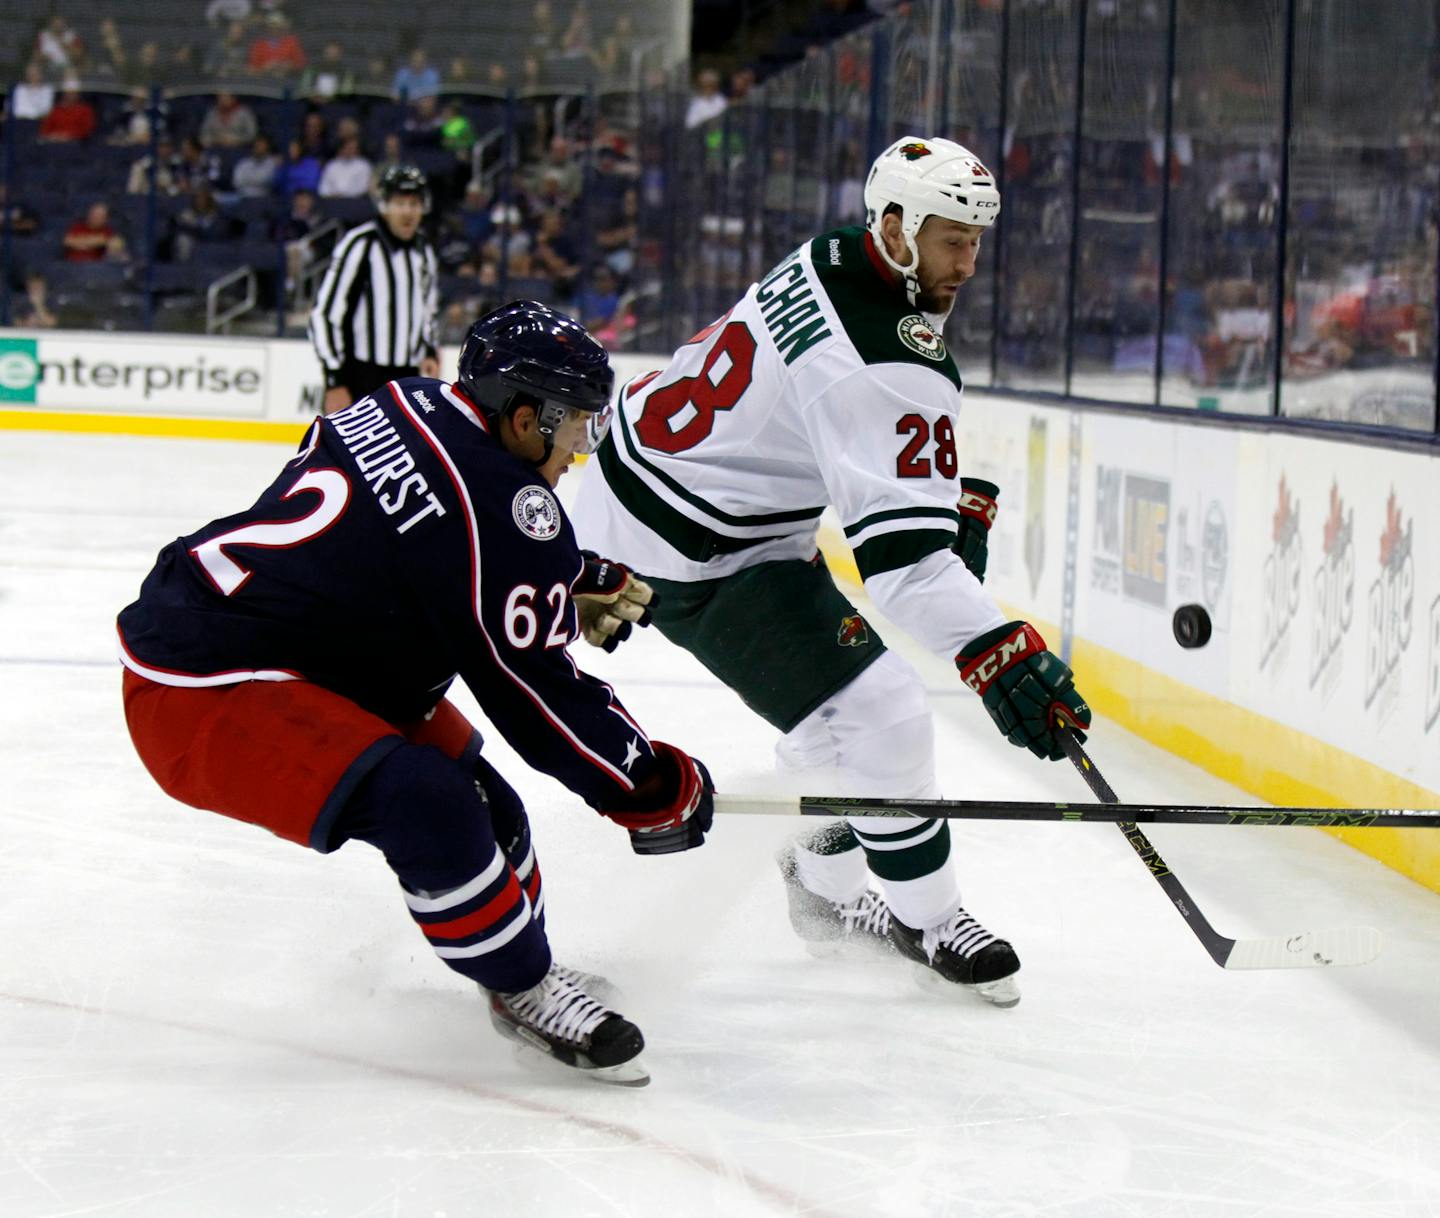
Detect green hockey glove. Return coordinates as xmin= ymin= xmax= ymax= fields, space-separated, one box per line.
xmin=954 ymin=478 xmax=999 ymax=582
xmin=957 ymin=621 xmax=1091 ymax=761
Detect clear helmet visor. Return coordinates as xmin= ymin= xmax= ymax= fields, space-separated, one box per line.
xmin=536 ymin=398 xmax=613 ymax=455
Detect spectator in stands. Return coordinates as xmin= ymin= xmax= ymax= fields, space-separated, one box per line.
xmin=170 ymin=43 xmax=200 ymax=81
xmin=524 ymin=136 xmax=581 ymax=206
xmin=205 ymin=21 xmax=251 ymax=79
xmin=300 ymin=111 xmax=330 ymax=159
xmin=15 ymin=272 xmax=58 ymax=329
xmin=371 ymin=132 xmax=406 ymax=191
xmin=127 ymin=136 xmax=181 ymax=195
xmin=11 ymin=62 xmax=55 ymax=121
xmin=559 ymin=2 xmax=594 ymax=60
xmin=206 ymin=0 xmax=252 ymax=25
xmin=392 ymin=48 xmax=441 ymax=101
xmin=233 ymin=133 xmax=281 ymax=197
xmin=299 ymin=41 xmax=355 ymax=100
xmin=440 ymin=102 xmax=476 ymax=157
xmin=39 ymin=82 xmax=97 ymax=143
xmin=129 ymin=42 xmax=164 ymax=89
xmin=588 ymin=13 xmax=634 ymax=80
xmin=447 ymin=57 xmax=472 ymax=87
xmin=334 ymin=115 xmax=363 ymax=148
xmin=0 ymin=184 xmax=39 ymax=236
xmin=273 ymin=188 xmax=321 ymax=288
xmin=64 ymin=202 xmax=127 ymax=262
xmin=483 ymin=203 xmax=531 ymax=264
xmin=595 ymin=186 xmax=639 ymax=276
xmin=685 ymin=69 xmax=727 ymax=128
xmin=172 ymin=183 xmax=239 ymax=260
xmin=35 ymin=16 xmax=85 ymax=78
xmin=572 ymin=264 xmax=621 ymax=334
xmin=729 ymin=67 xmax=756 ymax=103
xmin=278 ymin=138 xmax=323 ymax=198
xmin=200 ymin=91 xmax=259 ymax=148
xmin=272 ymin=187 xmax=320 ymax=243
xmin=362 ymin=56 xmax=389 ymax=89
xmin=403 ymin=95 xmax=444 ymax=147
xmin=458 ymin=180 xmax=495 ymax=245
xmin=109 ymin=88 xmax=168 ymax=146
xmin=94 ymin=18 xmax=128 ymax=81
xmin=318 ymin=134 xmax=374 ymax=199
xmin=533 ymin=209 xmax=580 ymax=290
xmin=528 ymin=0 xmax=558 ymax=55
xmin=248 ymin=13 xmax=306 ymax=77
xmin=174 ymin=136 xmax=224 ymax=194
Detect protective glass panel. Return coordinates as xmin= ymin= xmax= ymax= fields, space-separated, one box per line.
xmin=993 ymin=1 xmax=1080 ymax=393
xmin=1160 ymin=0 xmax=1284 ymax=413
xmin=1068 ymin=0 xmax=1168 ymax=405
xmin=941 ymin=0 xmax=1004 ymax=389
xmin=1280 ymin=0 xmax=1438 ymax=431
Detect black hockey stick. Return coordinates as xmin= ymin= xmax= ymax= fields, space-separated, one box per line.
xmin=712 ymin=796 xmax=1440 ymax=829
xmin=1056 ymin=728 xmax=1381 ymax=970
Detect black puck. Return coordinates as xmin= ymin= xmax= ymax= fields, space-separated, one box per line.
xmin=1172 ymin=603 xmax=1213 ymax=649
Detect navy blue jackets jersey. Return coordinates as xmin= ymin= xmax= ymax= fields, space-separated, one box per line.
xmin=117 ymin=377 xmax=657 ymax=808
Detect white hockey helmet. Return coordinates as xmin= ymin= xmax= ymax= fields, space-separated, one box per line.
xmin=864 ymin=136 xmax=1001 ymax=308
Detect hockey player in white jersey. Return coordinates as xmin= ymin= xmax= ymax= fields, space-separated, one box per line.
xmin=574 ymin=136 xmax=1092 ymax=1007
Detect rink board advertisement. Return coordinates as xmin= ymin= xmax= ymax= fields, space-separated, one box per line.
xmin=0 ymin=332 xmax=667 ymax=430
xmin=3 ymin=330 xmax=1438 ymax=889
xmin=960 ymin=394 xmax=1440 ymax=892
xmin=0 ymin=329 xmax=269 ymax=417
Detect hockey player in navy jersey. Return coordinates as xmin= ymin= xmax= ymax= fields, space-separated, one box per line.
xmin=117 ymin=301 xmax=712 ymax=1086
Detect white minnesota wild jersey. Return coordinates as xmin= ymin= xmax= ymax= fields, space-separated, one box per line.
xmin=575 ymin=225 xmax=1005 ymax=657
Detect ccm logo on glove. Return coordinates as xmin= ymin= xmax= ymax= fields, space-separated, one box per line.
xmin=958 ymin=622 xmax=1041 ymax=692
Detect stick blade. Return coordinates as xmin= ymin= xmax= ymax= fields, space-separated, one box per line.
xmin=1223 ymin=926 xmax=1383 ymax=970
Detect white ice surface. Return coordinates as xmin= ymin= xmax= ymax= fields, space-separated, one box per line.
xmin=3 ymin=431 xmax=1440 ymax=1218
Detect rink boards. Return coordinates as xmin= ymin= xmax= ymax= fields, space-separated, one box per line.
xmin=3 ymin=329 xmax=1438 ymax=893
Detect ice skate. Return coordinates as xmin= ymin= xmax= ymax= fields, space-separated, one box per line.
xmin=776 ymin=845 xmax=900 ymax=959
xmin=887 ymin=908 xmax=1022 ymax=1008
xmin=777 ymin=847 xmax=1020 ymax=1006
xmin=486 ymin=963 xmax=648 ymax=1086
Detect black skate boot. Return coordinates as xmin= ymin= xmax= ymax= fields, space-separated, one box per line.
xmin=887 ymin=909 xmax=1021 ymax=1008
xmin=776 ymin=844 xmax=900 ymax=957
xmin=486 ymin=963 xmax=648 ymax=1086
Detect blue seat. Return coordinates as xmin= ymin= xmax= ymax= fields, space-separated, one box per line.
xmin=318 ymin=196 xmax=377 ymax=226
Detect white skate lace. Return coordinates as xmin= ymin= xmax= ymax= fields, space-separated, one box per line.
xmin=502 ymin=968 xmax=612 ymax=1044
xmin=837 ymin=890 xmax=892 ymax=938
xmin=920 ymin=908 xmax=998 ymax=962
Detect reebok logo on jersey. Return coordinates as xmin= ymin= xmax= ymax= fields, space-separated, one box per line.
xmin=411 ymin=388 xmax=435 ymax=412
xmin=898 ymin=315 xmax=946 ymax=361
xmin=828 ymin=238 xmax=841 ymax=265
xmin=512 ymin=485 xmax=561 ymax=540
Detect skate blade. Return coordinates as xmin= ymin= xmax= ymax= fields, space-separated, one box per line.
xmin=493 ymin=1019 xmax=650 ymax=1086
xmin=585 ymin=1057 xmax=650 ymax=1087
xmin=911 ymin=963 xmax=1021 ymax=1008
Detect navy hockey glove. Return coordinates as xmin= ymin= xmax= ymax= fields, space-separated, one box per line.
xmin=954 ymin=478 xmax=999 ymax=583
xmin=574 ymin=551 xmax=657 ymax=652
xmin=601 ymin=742 xmax=715 ymax=855
xmin=957 ymin=621 xmax=1091 ymax=761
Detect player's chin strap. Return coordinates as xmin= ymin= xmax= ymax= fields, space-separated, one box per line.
xmin=874 ymin=233 xmax=955 ymax=324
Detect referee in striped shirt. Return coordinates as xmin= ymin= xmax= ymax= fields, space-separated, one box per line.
xmin=310 ymin=164 xmax=441 ymax=414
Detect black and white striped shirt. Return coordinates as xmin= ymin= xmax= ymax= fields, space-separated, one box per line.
xmin=309 ymin=220 xmax=439 ymax=380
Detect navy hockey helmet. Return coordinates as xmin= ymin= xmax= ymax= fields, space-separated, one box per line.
xmin=457 ymin=300 xmax=615 ymax=456
xmin=378 ymin=163 xmax=431 ymax=213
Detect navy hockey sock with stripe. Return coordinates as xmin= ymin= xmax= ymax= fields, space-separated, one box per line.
xmin=337 ymin=743 xmax=551 ymax=993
